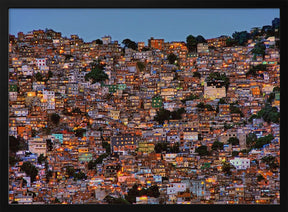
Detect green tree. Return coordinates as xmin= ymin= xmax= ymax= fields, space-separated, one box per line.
xmin=102 ymin=141 xmax=111 ymax=154
xmin=207 ymin=72 xmax=230 ymax=90
xmin=136 ymin=61 xmax=146 ymax=72
xmin=232 ymin=31 xmax=250 ymax=46
xmin=257 ymin=104 xmax=280 ymax=124
xmin=222 ymin=161 xmax=235 ymax=176
xmin=218 ymin=97 xmax=227 ymax=105
xmin=195 ymin=35 xmax=206 ymax=43
xmin=261 ymin=155 xmax=279 ymax=171
xmin=257 ymin=174 xmax=265 ymax=182
xmin=65 ymin=166 xmax=75 ymax=178
xmin=154 ymin=108 xmax=171 ymax=125
xmin=169 ymin=143 xmax=180 ymax=153
xmin=225 ymin=37 xmax=237 ymax=47
xmin=272 ymin=18 xmax=280 ymax=29
xmin=154 ymin=108 xmax=185 ymax=124
xmin=261 ymin=25 xmax=274 ymax=37
xmin=224 ymin=123 xmax=233 ymax=130
xmin=46 ymin=170 xmax=53 ymax=182
xmin=246 ymin=64 xmax=267 ymax=77
xmin=46 ymin=139 xmax=53 ymax=151
xmin=146 ymin=185 xmax=160 ymax=198
xmin=73 ymin=170 xmax=87 ymax=181
xmin=122 ymin=39 xmax=138 ymax=50
xmin=85 ymin=66 xmax=109 ymax=84
xmin=181 ymin=94 xmax=198 ymax=103
xmin=170 ymin=108 xmax=185 ymax=119
xmin=50 ymin=113 xmax=60 ymax=125
xmin=193 ymin=71 xmax=201 ymax=78
xmin=227 ymin=137 xmax=239 ymax=145
xmin=104 ymin=195 xmax=130 ymax=204
xmin=154 ymin=142 xmax=168 ymax=153
xmin=125 ymin=184 xmax=139 ymax=204
xmin=88 ymin=160 xmax=96 ymax=170
xmin=186 ymin=35 xmax=197 ymax=52
xmin=95 ymin=39 xmax=103 ymax=44
xmin=232 ymin=151 xmax=239 ymax=157
xmin=253 ymin=134 xmax=274 ymax=149
xmin=230 ymin=104 xmax=244 ymax=117
xmin=37 ymin=153 xmax=46 ymax=164
xmin=252 ymin=42 xmax=266 ymax=58
xmin=9 ymin=156 xmax=19 ymax=166
xmin=273 ymin=86 xmax=280 ymax=92
xmin=35 ymin=72 xmax=44 ymax=81
xmin=248 ymin=114 xmax=259 ymax=123
xmin=125 ymin=184 xmax=160 ymax=204
xmin=246 ymin=133 xmax=257 ymax=148
xmin=9 ymin=136 xmax=20 ymax=153
xmin=72 ymin=107 xmax=82 ymax=115
xmin=196 ymin=102 xmax=214 ymax=111
xmin=211 ymin=140 xmax=224 ymax=151
xmin=75 ymin=128 xmax=86 ymax=138
xmin=47 ymin=70 xmax=53 ymax=79
xmin=95 ymin=153 xmax=108 ymax=164
xmin=54 ymin=198 xmax=61 ymax=204
xmin=64 ymin=54 xmax=73 ymax=61
xmin=195 ymin=145 xmax=209 ymax=156
xmin=167 ymin=53 xmax=178 ymax=64
xmin=20 ymin=161 xmax=38 ymax=182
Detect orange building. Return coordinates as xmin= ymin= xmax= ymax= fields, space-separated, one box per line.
xmin=148 ymin=37 xmax=164 ymax=50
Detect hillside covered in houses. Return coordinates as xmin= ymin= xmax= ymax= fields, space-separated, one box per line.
xmin=8 ymin=18 xmax=280 ymax=205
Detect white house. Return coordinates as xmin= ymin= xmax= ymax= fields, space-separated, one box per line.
xmin=167 ymin=183 xmax=187 ymax=195
xmin=230 ymin=158 xmax=250 ymax=170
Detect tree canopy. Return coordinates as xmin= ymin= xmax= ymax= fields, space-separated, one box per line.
xmin=211 ymin=140 xmax=224 ymax=151
xmin=154 ymin=142 xmax=180 ymax=153
xmin=222 ymin=161 xmax=235 ymax=176
xmin=186 ymin=35 xmax=197 ymax=52
xmin=253 ymin=134 xmax=274 ymax=149
xmin=196 ymin=102 xmax=214 ymax=111
xmin=35 ymin=72 xmax=44 ymax=82
xmin=20 ymin=161 xmax=38 ymax=182
xmin=9 ymin=136 xmax=20 ymax=153
xmin=195 ymin=35 xmax=207 ymax=43
xmin=227 ymin=137 xmax=239 ymax=145
xmin=154 ymin=108 xmax=185 ymax=125
xmin=195 ymin=145 xmax=209 ymax=156
xmin=125 ymin=184 xmax=160 ymax=204
xmin=251 ymin=42 xmax=266 ymax=58
xmin=95 ymin=39 xmax=103 ymax=44
xmin=193 ymin=71 xmax=201 ymax=78
xmin=246 ymin=64 xmax=267 ymax=77
xmin=122 ymin=39 xmax=138 ymax=50
xmin=232 ymin=31 xmax=251 ymax=46
xmin=167 ymin=53 xmax=178 ymax=64
xmin=37 ymin=153 xmax=47 ymax=164
xmin=261 ymin=155 xmax=279 ymax=171
xmin=257 ymin=104 xmax=280 ymax=124
xmin=104 ymin=195 xmax=130 ymax=205
xmin=181 ymin=93 xmax=199 ymax=103
xmin=186 ymin=35 xmax=206 ymax=52
xmin=229 ymin=104 xmax=244 ymax=117
xmin=136 ymin=61 xmax=146 ymax=72
xmin=207 ymin=72 xmax=230 ymax=90
xmin=50 ymin=113 xmax=60 ymax=125
xmin=85 ymin=66 xmax=109 ymax=84
xmin=246 ymin=133 xmax=257 ymax=148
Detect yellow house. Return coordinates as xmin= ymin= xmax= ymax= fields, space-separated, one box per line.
xmin=109 ymin=110 xmax=120 ymax=120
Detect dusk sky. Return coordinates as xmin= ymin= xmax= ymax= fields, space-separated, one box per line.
xmin=9 ymin=9 xmax=279 ymax=44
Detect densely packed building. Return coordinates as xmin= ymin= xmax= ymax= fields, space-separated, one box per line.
xmin=8 ymin=20 xmax=280 ymax=204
